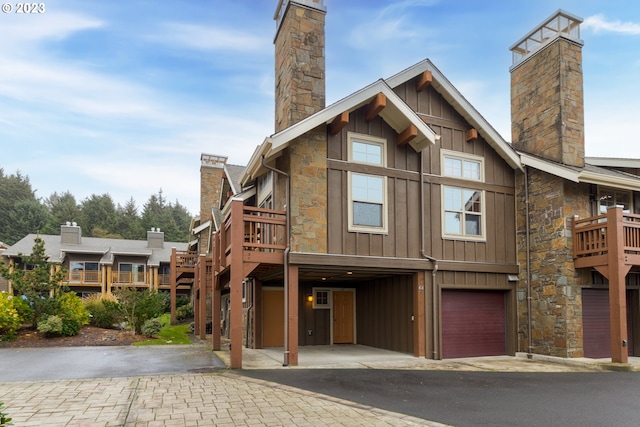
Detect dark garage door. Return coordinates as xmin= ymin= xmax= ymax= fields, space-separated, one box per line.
xmin=582 ymin=289 xmax=633 ymax=358
xmin=442 ymin=290 xmax=506 ymax=358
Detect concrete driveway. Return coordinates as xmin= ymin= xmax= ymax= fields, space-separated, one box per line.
xmin=0 ymin=343 xmax=224 ymax=381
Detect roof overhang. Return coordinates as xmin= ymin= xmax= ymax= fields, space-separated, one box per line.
xmin=242 ymin=80 xmax=439 ymax=184
xmin=521 ymin=152 xmax=640 ymax=191
xmin=386 ymin=59 xmax=522 ymax=171
xmin=192 ymin=220 xmax=211 ymax=235
xmin=585 ymin=157 xmax=640 ymax=169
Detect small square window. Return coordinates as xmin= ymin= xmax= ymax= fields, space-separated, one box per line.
xmin=312 ymin=289 xmax=330 ymax=309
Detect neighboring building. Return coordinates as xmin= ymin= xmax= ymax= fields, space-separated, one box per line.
xmin=0 ymin=241 xmax=8 ymax=292
xmin=2 ymin=223 xmax=190 ymax=298
xmin=511 ymin=11 xmax=640 ymax=364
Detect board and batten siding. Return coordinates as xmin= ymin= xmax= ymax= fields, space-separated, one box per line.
xmin=326 ymin=82 xmax=516 ymax=265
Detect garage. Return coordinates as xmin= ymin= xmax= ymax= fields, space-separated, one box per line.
xmin=582 ymin=288 xmax=633 ymax=358
xmin=442 ymin=290 xmax=506 ymax=358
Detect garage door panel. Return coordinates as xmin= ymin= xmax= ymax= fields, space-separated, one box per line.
xmin=442 ymin=290 xmax=506 ymax=359
xmin=582 ymin=289 xmax=633 ymax=358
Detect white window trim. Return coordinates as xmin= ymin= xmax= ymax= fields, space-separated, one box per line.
xmin=312 ymin=288 xmax=331 ymax=309
xmin=348 ymin=132 xmax=386 ymax=166
xmin=441 ymin=185 xmax=486 ymax=242
xmin=347 ymin=171 xmax=388 ymax=234
xmin=441 ymin=149 xmax=484 ymax=182
xmin=598 ymin=187 xmax=632 ymax=214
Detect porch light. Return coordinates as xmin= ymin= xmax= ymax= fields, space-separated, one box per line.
xmin=307 ymin=294 xmax=313 ymax=302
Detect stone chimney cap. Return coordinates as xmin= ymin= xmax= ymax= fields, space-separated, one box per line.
xmin=510 ymin=9 xmax=583 ymax=68
xmin=274 ymin=0 xmax=326 ymax=29
xmin=201 ymin=153 xmax=227 ymax=169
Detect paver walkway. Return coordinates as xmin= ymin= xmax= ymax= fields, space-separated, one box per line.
xmin=0 ymin=372 xmax=445 ymax=426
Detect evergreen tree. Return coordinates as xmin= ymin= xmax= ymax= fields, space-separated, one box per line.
xmin=117 ymin=198 xmax=144 ymax=240
xmin=78 ymin=194 xmax=119 ymax=238
xmin=0 ymin=237 xmax=67 ymax=325
xmin=41 ymin=191 xmax=80 ymax=235
xmin=0 ymin=169 xmax=47 ymax=244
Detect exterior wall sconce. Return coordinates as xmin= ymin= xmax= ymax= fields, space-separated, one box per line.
xmin=307 ymin=295 xmax=313 ymax=302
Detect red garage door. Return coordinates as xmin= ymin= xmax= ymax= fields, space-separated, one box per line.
xmin=582 ymin=289 xmax=633 ymax=358
xmin=442 ymin=290 xmax=506 ymax=358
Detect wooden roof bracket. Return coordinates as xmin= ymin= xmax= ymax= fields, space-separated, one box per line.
xmin=329 ymin=111 xmax=349 ymax=135
xmin=416 ymin=71 xmax=433 ymax=92
xmin=466 ymin=128 xmax=478 ymax=142
xmin=397 ymin=124 xmax=418 ymax=147
xmin=365 ymin=93 xmax=386 ymax=121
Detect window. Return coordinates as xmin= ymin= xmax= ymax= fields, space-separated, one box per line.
xmin=442 ymin=150 xmax=483 ymax=181
xmin=118 ymin=263 xmax=145 ymax=284
xmin=70 ymin=261 xmax=99 ymax=283
xmin=348 ymin=133 xmax=388 ymax=233
xmin=443 ymin=187 xmax=484 ymax=237
xmin=312 ymin=288 xmax=330 ymax=309
xmin=599 ymin=188 xmax=631 ymax=214
xmin=441 ymin=151 xmax=485 ymax=240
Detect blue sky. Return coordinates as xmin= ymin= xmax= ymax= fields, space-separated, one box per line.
xmin=2 ymin=0 xmax=640 ymax=216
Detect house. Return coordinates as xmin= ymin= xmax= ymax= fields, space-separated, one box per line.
xmin=195 ymin=0 xmax=524 ymax=369
xmin=2 ymin=223 xmax=191 ymax=298
xmin=195 ymin=4 xmax=640 ymax=368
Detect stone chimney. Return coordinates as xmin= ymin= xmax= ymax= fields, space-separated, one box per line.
xmin=200 ymin=153 xmax=227 ymax=221
xmin=510 ymin=10 xmax=585 ymax=167
xmin=60 ymin=222 xmax=81 ymax=245
xmin=147 ymin=228 xmax=164 ymax=249
xmin=274 ymin=0 xmax=326 ymax=133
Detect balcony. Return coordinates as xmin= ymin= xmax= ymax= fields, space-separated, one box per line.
xmin=68 ymin=270 xmax=101 ymax=284
xmin=572 ymin=209 xmax=640 ymax=270
xmin=212 ymin=202 xmax=287 ymax=275
xmin=111 ymin=271 xmax=148 ymax=286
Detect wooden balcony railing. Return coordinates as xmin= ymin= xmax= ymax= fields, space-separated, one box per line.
xmin=112 ymin=271 xmax=147 ymax=285
xmin=213 ymin=202 xmax=287 ymax=272
xmin=69 ymin=270 xmax=101 ymax=284
xmin=573 ymin=210 xmax=640 ymax=269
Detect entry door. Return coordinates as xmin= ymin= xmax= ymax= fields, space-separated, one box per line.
xmin=333 ymin=291 xmax=354 ymax=344
xmin=263 ymin=289 xmax=284 ymax=347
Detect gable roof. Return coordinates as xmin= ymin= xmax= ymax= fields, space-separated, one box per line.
xmin=224 ymin=164 xmax=246 ymax=194
xmin=520 ymin=152 xmax=640 ymax=190
xmin=385 ymin=59 xmax=521 ymax=170
xmin=243 ymin=78 xmax=440 ymax=183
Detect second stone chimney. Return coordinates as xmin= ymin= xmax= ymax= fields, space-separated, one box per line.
xmin=61 ymin=222 xmax=81 ymax=245
xmin=274 ymin=0 xmax=327 ymax=133
xmin=147 ymin=228 xmax=164 ymax=249
xmin=510 ymin=10 xmax=585 ymax=167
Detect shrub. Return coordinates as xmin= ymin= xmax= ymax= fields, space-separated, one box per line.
xmin=176 ymin=304 xmax=194 ymax=321
xmin=115 ymin=288 xmax=166 ymax=334
xmin=37 ymin=314 xmax=63 ymax=336
xmin=0 ymin=401 xmax=12 ymax=426
xmin=84 ymin=294 xmax=123 ymax=329
xmin=56 ymin=292 xmax=90 ymax=336
xmin=176 ymin=296 xmax=191 ymax=309
xmin=0 ymin=293 xmax=22 ymax=340
xmin=141 ymin=317 xmax=164 ymax=337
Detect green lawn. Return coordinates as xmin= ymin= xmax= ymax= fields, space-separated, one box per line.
xmin=134 ymin=313 xmax=193 ymax=346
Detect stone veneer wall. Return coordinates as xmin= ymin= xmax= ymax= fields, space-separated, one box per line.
xmin=274 ymin=1 xmax=326 ymax=133
xmin=511 ymin=39 xmax=584 ymax=168
xmin=286 ymin=129 xmax=327 ymax=253
xmin=200 ymin=165 xmax=224 ymax=254
xmin=516 ymin=169 xmax=591 ymax=357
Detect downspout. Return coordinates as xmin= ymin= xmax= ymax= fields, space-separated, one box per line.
xmin=419 ymin=152 xmax=439 ymax=360
xmin=524 ymin=166 xmax=532 ymax=356
xmin=261 ymin=155 xmax=291 ymax=366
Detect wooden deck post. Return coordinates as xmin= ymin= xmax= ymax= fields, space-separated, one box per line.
xmin=193 ymin=257 xmax=200 ymax=336
xmin=170 ymin=247 xmax=177 ymax=325
xmin=285 ymin=264 xmax=299 ymax=366
xmin=230 ymin=200 xmax=244 ymax=368
xmin=607 ymin=207 xmax=628 ymax=364
xmin=211 ymin=261 xmax=221 ymax=351
xmin=198 ymin=254 xmax=207 ymax=340
xmin=413 ymin=272 xmax=426 ymax=357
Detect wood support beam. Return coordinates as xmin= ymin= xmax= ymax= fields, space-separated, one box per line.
xmin=466 ymin=128 xmax=478 ymax=142
xmin=230 ymin=200 xmax=244 ymax=369
xmin=284 ymin=264 xmax=299 ymax=366
xmin=416 ymin=71 xmax=433 ymax=92
xmin=397 ymin=124 xmax=418 ymax=147
xmin=329 ymin=111 xmax=349 ymax=135
xmin=413 ymin=272 xmax=426 ymax=357
xmin=606 ymin=207 xmax=629 ymax=364
xmin=198 ymin=254 xmax=207 ymax=341
xmin=365 ymin=93 xmax=386 ymax=122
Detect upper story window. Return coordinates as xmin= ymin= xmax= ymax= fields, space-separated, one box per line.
xmin=348 ymin=132 xmax=386 ymax=166
xmin=70 ymin=261 xmax=99 ymax=283
xmin=441 ymin=151 xmax=485 ymax=240
xmin=442 ymin=150 xmax=483 ymax=181
xmin=599 ymin=187 xmax=632 ymax=214
xmin=347 ymin=133 xmax=388 ymax=233
xmin=118 ymin=262 xmax=145 ymax=284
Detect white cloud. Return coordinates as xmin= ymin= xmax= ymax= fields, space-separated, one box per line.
xmin=583 ymin=14 xmax=640 ymax=35
xmin=154 ymin=23 xmax=271 ymax=53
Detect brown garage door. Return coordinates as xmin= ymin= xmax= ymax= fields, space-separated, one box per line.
xmin=442 ymin=290 xmax=506 ymax=358
xmin=582 ymin=289 xmax=633 ymax=358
